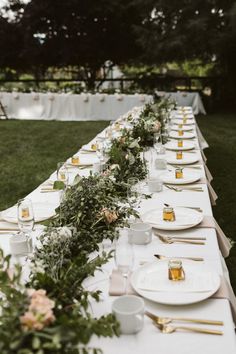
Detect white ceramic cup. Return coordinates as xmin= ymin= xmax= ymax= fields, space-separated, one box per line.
xmin=112 ymin=295 xmax=145 ymax=334
xmin=155 ymin=158 xmax=167 ymax=170
xmin=147 ymin=178 xmax=163 ymax=193
xmin=9 ymin=234 xmax=33 ymax=256
xmin=93 ymin=162 xmax=102 ymax=174
xmin=128 ymin=222 xmax=152 ymax=245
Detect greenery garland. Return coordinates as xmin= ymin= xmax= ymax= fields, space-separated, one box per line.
xmin=0 ymin=98 xmax=175 ymax=354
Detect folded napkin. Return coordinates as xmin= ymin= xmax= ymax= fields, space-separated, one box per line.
xmin=0 ymin=220 xmax=19 ymax=231
xmin=137 ymin=270 xmax=216 ymax=293
xmin=197 ymin=216 xmax=232 ymax=258
xmin=195 ymin=124 xmax=209 ymax=150
xmin=204 ymin=164 xmax=213 ymax=183
xmin=109 ymin=269 xmax=136 ymax=296
xmin=109 ymin=270 xmax=236 ymax=324
xmin=206 ymin=180 xmax=218 ymax=205
xmin=200 ymin=150 xmax=207 ymax=163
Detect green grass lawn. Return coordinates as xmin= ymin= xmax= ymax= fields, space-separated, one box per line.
xmin=0 ymin=120 xmax=108 ymax=210
xmin=197 ymin=114 xmax=236 ymax=291
xmin=0 ymin=115 xmax=236 ymax=291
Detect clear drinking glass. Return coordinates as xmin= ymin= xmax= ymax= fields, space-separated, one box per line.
xmin=16 ymin=198 xmax=34 ymax=260
xmin=115 ymin=229 xmax=134 ymax=294
xmin=96 ymin=140 xmax=105 ymax=162
xmin=127 ymin=177 xmax=141 ymax=208
xmin=17 ymin=198 xmax=35 ymax=234
xmin=57 ymin=162 xmax=69 ymax=186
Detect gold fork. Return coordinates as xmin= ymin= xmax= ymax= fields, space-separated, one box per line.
xmin=157 ymin=234 xmax=205 ymax=245
xmin=154 ymin=254 xmax=204 ymax=262
xmin=165 ymin=185 xmax=203 ymax=192
xmin=155 ymin=323 xmax=223 ymax=335
xmin=168 ymin=164 xmax=202 ymax=170
xmin=154 ymin=231 xmax=206 ymax=241
xmin=145 ymin=311 xmax=223 ymax=326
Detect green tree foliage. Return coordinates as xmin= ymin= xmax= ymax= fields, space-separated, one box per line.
xmin=134 ymin=0 xmax=236 ymax=106
xmin=0 ymin=0 xmax=236 ymax=105
xmin=0 ymin=0 xmax=147 ymax=87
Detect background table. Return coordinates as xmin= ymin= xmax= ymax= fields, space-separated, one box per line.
xmin=156 ymin=91 xmax=206 ymax=115
xmin=0 ymin=92 xmax=152 ymax=121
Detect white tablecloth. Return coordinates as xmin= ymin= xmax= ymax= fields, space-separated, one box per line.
xmin=0 ymin=92 xmax=152 ymax=121
xmin=156 ymin=91 xmax=206 ymax=115
xmin=0 ymin=107 xmax=235 ymax=353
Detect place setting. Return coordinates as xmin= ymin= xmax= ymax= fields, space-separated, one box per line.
xmin=171 ymin=124 xmax=194 ymax=132
xmin=108 ymin=229 xmax=224 ymax=336
xmin=141 ymin=205 xmax=203 ymax=231
xmin=165 ymin=151 xmax=199 ymax=165
xmin=172 ymin=118 xmax=195 ymax=125
xmin=169 ymin=130 xmax=196 ymax=139
xmin=160 ymin=168 xmax=201 ymax=185
xmin=165 ymin=139 xmax=196 ymax=151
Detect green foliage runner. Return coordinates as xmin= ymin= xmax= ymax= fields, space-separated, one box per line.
xmin=0 ymin=98 xmax=174 ymax=354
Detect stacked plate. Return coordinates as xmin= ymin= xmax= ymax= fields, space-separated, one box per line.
xmin=161 ymin=170 xmax=201 ymax=184
xmin=172 ymin=119 xmax=194 ymax=125
xmin=171 ymin=125 xmax=194 ymax=132
xmin=174 ymin=114 xmax=194 ymax=119
xmin=1 ymin=202 xmax=56 ymax=223
xmin=166 ymin=152 xmax=199 ymax=165
xmin=81 ymin=143 xmax=97 ymax=152
xmin=141 ymin=207 xmax=203 ymax=231
xmin=169 ymin=131 xmax=195 ymax=139
xmin=165 ymin=141 xmax=195 ymax=151
xmin=131 ymin=261 xmax=220 ymax=305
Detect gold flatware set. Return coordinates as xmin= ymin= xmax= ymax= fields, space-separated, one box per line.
xmin=165 ymin=184 xmax=203 ymax=192
xmin=154 ymin=254 xmax=204 ymax=262
xmin=154 ymin=232 xmax=205 ymax=245
xmin=145 ymin=311 xmax=223 ymax=335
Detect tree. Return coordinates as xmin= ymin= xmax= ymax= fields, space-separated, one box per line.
xmin=133 ymin=0 xmax=236 ymax=107
xmin=0 ymin=0 xmax=150 ymax=88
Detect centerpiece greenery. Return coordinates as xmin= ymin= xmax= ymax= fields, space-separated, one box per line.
xmin=108 ymin=131 xmax=147 ymax=183
xmin=0 ymin=98 xmax=173 ymax=354
xmin=0 ymin=249 xmax=119 ymax=354
xmin=130 ymin=98 xmax=176 ymax=147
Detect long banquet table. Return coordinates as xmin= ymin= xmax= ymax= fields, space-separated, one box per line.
xmin=0 ymin=105 xmax=235 ymax=353
xmin=0 ymin=92 xmax=152 ymax=121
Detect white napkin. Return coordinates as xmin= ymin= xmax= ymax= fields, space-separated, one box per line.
xmin=143 ymin=209 xmax=200 ymax=228
xmin=138 ymin=270 xmax=217 ymax=293
xmin=1 ymin=203 xmax=56 ymax=223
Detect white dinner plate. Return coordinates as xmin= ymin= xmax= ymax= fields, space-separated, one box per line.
xmin=161 ymin=170 xmax=201 ymax=184
xmin=172 ymin=119 xmax=194 ymax=125
xmin=171 ymin=125 xmax=194 ymax=132
xmin=169 ymin=131 xmax=195 ymax=139
xmin=81 ymin=143 xmax=97 ymax=152
xmin=165 ymin=141 xmax=195 ymax=151
xmin=141 ymin=207 xmax=203 ymax=230
xmin=131 ymin=261 xmax=220 ymax=305
xmin=174 ymin=114 xmax=194 ymax=119
xmin=1 ymin=202 xmax=56 ymax=224
xmin=176 ymin=106 xmax=193 ymax=111
xmin=166 ymin=153 xmax=199 ymax=165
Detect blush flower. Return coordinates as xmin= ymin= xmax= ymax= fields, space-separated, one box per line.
xmin=20 ymin=289 xmax=55 ymax=331
xmin=101 ymin=208 xmax=118 ymax=224
xmin=152 ymin=121 xmax=161 ymax=132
